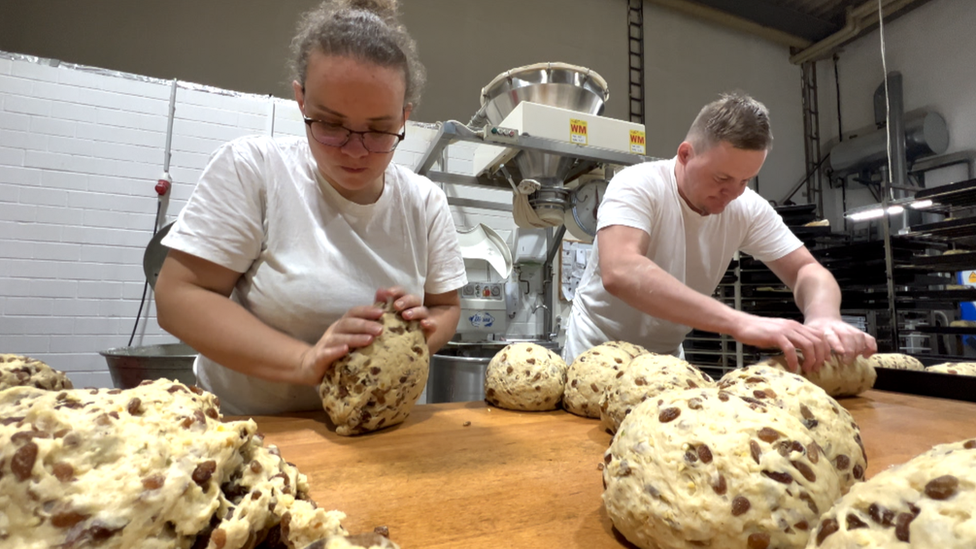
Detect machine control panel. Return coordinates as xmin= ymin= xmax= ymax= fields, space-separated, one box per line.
xmin=484 ymin=125 xmax=520 ymax=145
xmin=461 ymin=282 xmax=503 ymax=300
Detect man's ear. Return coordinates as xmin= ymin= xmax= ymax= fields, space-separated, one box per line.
xmin=292 ymin=80 xmax=305 ymax=113
xmin=403 ymin=104 xmax=413 ymax=124
xmin=677 ymin=141 xmax=694 ymax=166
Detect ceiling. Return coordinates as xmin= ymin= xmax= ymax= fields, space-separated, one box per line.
xmin=648 ymin=0 xmax=934 ymax=61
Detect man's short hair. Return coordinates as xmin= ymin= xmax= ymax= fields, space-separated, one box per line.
xmin=685 ymin=92 xmax=772 ymax=152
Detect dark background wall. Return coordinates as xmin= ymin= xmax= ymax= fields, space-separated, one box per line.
xmin=0 ymin=0 xmax=629 ymax=123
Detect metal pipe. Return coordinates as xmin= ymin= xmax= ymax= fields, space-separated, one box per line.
xmin=878 ymin=166 xmax=899 ymax=353
xmin=542 ymin=225 xmax=567 ymax=340
xmin=162 ymin=79 xmax=177 ymax=174
xmin=790 ymin=0 xmax=923 ymax=65
xmin=888 ymin=72 xmax=908 ymax=197
xmin=733 ymin=251 xmax=743 ymax=368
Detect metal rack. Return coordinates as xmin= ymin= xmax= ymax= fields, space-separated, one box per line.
xmin=893 ymin=178 xmax=976 ymax=357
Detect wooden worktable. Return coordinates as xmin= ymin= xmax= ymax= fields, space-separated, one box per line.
xmin=249 ymin=390 xmax=976 ymax=548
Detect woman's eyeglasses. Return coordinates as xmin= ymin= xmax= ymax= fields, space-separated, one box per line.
xmin=302 ymin=116 xmax=406 ymax=153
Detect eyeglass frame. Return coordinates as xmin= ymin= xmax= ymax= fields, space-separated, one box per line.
xmin=301 ymin=110 xmax=407 ymax=153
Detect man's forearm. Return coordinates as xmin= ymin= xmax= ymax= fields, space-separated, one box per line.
xmin=792 ymin=264 xmax=843 ymax=321
xmin=604 ymin=258 xmax=749 ymax=337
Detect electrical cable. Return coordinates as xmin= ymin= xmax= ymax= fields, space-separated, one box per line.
xmin=127 ymin=199 xmax=162 ymax=347
xmin=879 ymin=0 xmax=893 ymax=189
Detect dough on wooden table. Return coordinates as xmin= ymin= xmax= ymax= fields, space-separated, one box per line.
xmin=599 ymin=353 xmax=713 ymax=434
xmin=302 ymin=532 xmax=400 ymax=549
xmin=756 ymin=354 xmax=876 ymax=397
xmin=926 ymin=362 xmax=976 ymax=376
xmin=871 ymin=353 xmax=924 ymax=371
xmin=319 ymin=300 xmax=429 ymax=435
xmin=719 ymin=365 xmax=866 ymax=493
xmin=564 ymin=344 xmax=636 ymax=418
xmin=0 ymin=354 xmax=73 ymax=391
xmin=484 ymin=343 xmax=567 ymax=411
xmin=808 ymin=438 xmax=976 ymax=548
xmin=603 ymin=388 xmax=842 ymax=549
xmin=0 ymin=379 xmax=347 ymax=549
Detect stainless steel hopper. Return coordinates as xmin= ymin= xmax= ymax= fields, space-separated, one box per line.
xmin=478 ymin=63 xmax=609 ymax=223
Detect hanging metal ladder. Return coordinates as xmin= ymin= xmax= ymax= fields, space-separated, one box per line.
xmin=628 ymin=0 xmax=645 ymax=125
xmin=801 ymin=61 xmax=823 ymax=215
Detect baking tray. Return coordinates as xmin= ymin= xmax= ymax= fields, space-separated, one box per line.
xmin=913 ymin=177 xmax=976 ymax=207
xmin=908 ymin=325 xmax=976 ymax=335
xmin=873 ymin=366 xmax=976 ymax=403
xmin=902 ymin=251 xmax=976 ymax=271
xmin=905 ymin=216 xmax=976 ymax=239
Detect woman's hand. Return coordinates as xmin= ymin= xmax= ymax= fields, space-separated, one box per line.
xmin=375 ymin=286 xmax=436 ymax=340
xmin=296 ymin=303 xmax=387 ymax=386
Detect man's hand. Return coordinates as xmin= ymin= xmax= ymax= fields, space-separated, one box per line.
xmin=732 ymin=315 xmax=830 ymax=374
xmin=805 ymin=317 xmax=877 ymax=364
xmin=375 ymin=286 xmax=436 ymax=341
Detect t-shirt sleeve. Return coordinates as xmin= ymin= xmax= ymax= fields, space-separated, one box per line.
xmin=595 ymin=164 xmax=656 ymax=235
xmin=161 ymin=139 xmax=266 ymax=273
xmin=424 ymin=187 xmax=468 ymax=295
xmin=739 ymin=195 xmax=804 ymax=262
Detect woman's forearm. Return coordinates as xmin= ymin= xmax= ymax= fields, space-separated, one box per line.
xmin=156 ymin=283 xmax=311 ymax=385
xmin=425 ymin=304 xmax=460 ymax=354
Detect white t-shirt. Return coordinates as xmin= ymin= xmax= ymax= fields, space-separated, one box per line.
xmin=564 ymin=157 xmax=802 ymax=363
xmin=162 ymin=135 xmax=467 ymax=415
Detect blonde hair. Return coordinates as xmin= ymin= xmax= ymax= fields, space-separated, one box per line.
xmin=290 ymin=0 xmax=426 ymax=107
xmin=685 ymin=92 xmax=772 ymax=152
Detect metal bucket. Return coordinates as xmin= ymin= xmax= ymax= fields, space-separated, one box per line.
xmin=426 ymin=341 xmax=560 ymax=403
xmin=100 ymin=343 xmax=197 ymax=389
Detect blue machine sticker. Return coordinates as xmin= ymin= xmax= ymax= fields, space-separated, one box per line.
xmin=468 ymin=312 xmax=495 ymax=328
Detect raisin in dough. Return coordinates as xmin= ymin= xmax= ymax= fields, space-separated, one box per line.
xmin=564 ymin=344 xmax=636 ymax=418
xmin=485 ymin=343 xmax=567 ymax=411
xmin=0 ymin=354 xmax=73 ymax=391
xmin=926 ymin=362 xmax=976 ymax=376
xmin=756 ymin=354 xmax=877 ymax=398
xmin=603 ymin=388 xmax=842 ymax=549
xmin=0 ymin=379 xmax=347 ymax=549
xmin=600 ymin=353 xmax=713 ymax=434
xmin=808 ymin=438 xmax=976 ymax=548
xmin=719 ymin=365 xmax=866 ymax=493
xmin=319 ymin=301 xmax=429 ymax=436
xmin=871 ymin=353 xmax=924 ymax=371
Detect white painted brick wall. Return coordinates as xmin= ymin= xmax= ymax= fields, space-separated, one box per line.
xmin=1 ymin=55 xmax=551 ymax=389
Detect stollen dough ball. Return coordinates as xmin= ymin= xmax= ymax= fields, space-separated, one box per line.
xmin=564 ymin=344 xmax=636 ymax=418
xmin=602 ymin=340 xmax=649 ymax=358
xmin=319 ymin=300 xmax=429 ymax=436
xmin=926 ymin=362 xmax=976 ymax=376
xmin=870 ymin=353 xmax=924 ymax=371
xmin=719 ymin=365 xmax=866 ymax=493
xmin=0 ymin=379 xmax=347 ymax=549
xmin=0 ymin=354 xmax=73 ymax=391
xmin=808 ymin=438 xmax=976 ymax=548
xmin=600 ymin=353 xmax=713 ymax=434
xmin=484 ymin=343 xmax=567 ymax=411
xmin=756 ymin=354 xmax=876 ymax=397
xmin=603 ymin=388 xmax=842 ymax=549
